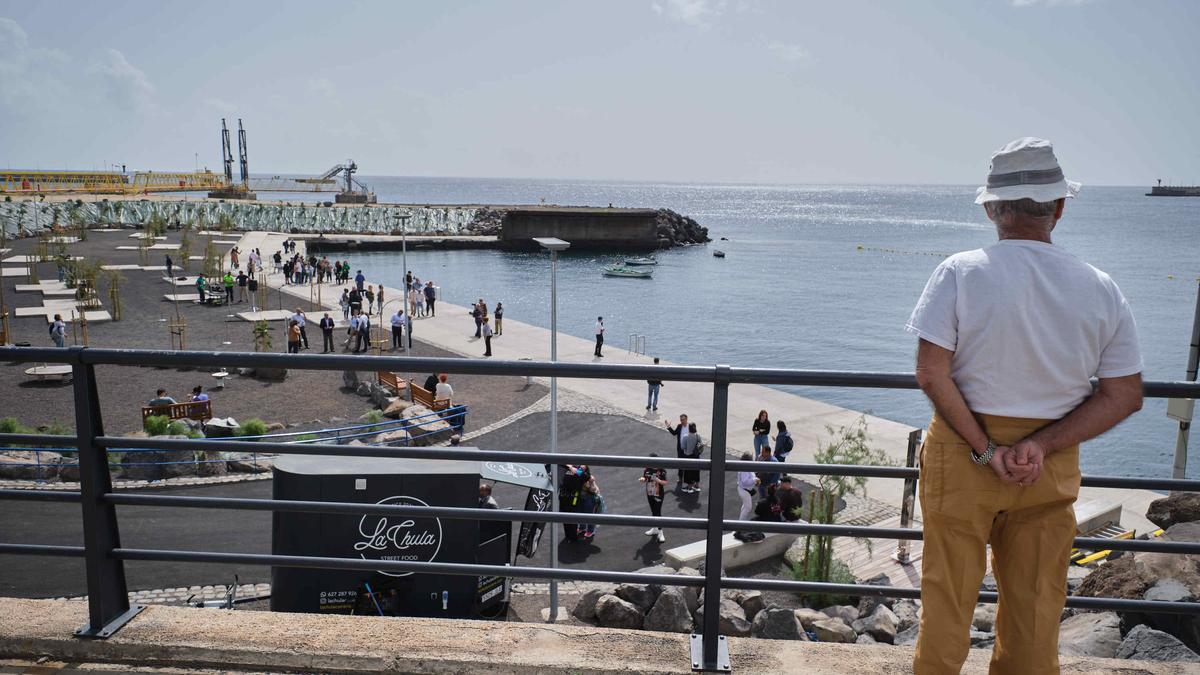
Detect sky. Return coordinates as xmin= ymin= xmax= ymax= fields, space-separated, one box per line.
xmin=1 ymin=0 xmax=1198 ymax=186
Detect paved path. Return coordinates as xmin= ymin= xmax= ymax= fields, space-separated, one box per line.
xmin=237 ymin=232 xmax=1162 ymax=533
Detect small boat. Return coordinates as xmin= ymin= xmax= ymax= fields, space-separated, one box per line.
xmin=603 ymin=265 xmax=653 ymax=279
xmin=623 ymin=256 xmax=657 ymax=266
xmin=713 ymin=250 xmax=725 ymax=258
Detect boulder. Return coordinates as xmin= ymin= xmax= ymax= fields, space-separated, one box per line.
xmin=1076 ymin=556 xmax=1151 ymax=601
xmin=383 ymin=398 xmax=414 ymax=419
xmin=226 ymin=454 xmax=271 ymax=473
xmin=852 ymin=604 xmax=898 ymax=644
xmin=0 ymin=450 xmax=63 ymax=480
xmin=355 ymin=382 xmax=372 ymax=397
xmin=673 ymin=567 xmax=701 ymax=612
xmin=856 ymin=633 xmax=877 ymax=645
xmin=595 ymin=594 xmax=643 ymax=630
xmin=728 ymin=589 xmax=765 ymax=622
xmin=400 ymin=404 xmax=454 ymax=446
xmin=895 ymin=624 xmax=920 ymax=647
xmin=264 ymin=422 xmax=286 ymax=432
xmin=572 ymin=588 xmax=610 ymax=623
xmin=119 ymin=436 xmax=197 ymax=480
xmin=794 ymin=607 xmax=829 ymax=632
xmin=695 ymin=599 xmax=751 ymax=637
xmin=1146 ymin=578 xmax=1195 ymax=604
xmin=821 ymin=605 xmax=859 ymax=626
xmin=203 ymin=417 xmax=239 ymax=439
xmin=197 ymin=450 xmax=227 ymax=476
xmin=635 ymin=564 xmax=676 ymax=598
xmin=1116 ymin=624 xmax=1200 ymax=662
xmin=891 ymin=600 xmax=920 ymax=633
xmin=811 ymin=617 xmax=856 ymax=643
xmin=970 ymin=631 xmax=995 ymax=649
xmin=1164 ymin=522 xmax=1200 ymax=543
xmin=752 ymin=607 xmax=808 ymax=641
xmin=644 ymin=587 xmax=693 ymax=633
xmin=783 ymin=537 xmax=806 ymax=569
xmin=253 ymin=367 xmax=287 ymax=382
xmin=972 ymin=603 xmax=996 ymax=632
xmin=1058 ymin=611 xmax=1122 ymax=658
xmin=368 ymin=383 xmax=393 ymax=409
xmin=856 ymin=573 xmax=894 ymax=617
xmin=1146 ymin=493 xmax=1200 ymax=529
xmin=342 ymin=370 xmax=366 ymax=390
xmin=615 ymin=583 xmax=658 ymax=613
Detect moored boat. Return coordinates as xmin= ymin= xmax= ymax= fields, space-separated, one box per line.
xmin=623 ymin=256 xmax=657 ymax=266
xmin=602 ymin=265 xmax=653 ymax=279
xmin=713 ymin=250 xmax=725 ymax=258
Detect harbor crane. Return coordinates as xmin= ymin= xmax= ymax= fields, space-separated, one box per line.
xmin=298 ymin=160 xmax=376 ymax=203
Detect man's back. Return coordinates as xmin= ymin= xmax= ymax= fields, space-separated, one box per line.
xmin=908 ymin=239 xmax=1140 ymax=418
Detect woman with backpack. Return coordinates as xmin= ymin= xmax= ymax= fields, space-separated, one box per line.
xmin=772 ymin=420 xmax=793 ymax=463
xmin=578 ymin=472 xmax=602 ymax=542
xmin=640 ymin=456 xmax=668 ymax=543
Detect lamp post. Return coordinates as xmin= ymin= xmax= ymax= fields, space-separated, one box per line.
xmin=534 ymin=236 xmax=570 ymax=622
xmin=394 ymin=212 xmax=411 ymax=288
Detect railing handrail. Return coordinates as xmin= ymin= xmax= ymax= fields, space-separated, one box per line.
xmin=2 ymin=345 xmax=1199 ymax=668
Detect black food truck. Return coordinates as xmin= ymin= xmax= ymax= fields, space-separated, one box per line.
xmin=271 ymin=452 xmax=552 ymax=619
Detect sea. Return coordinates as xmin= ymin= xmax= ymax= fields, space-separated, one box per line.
xmin=259 ymin=178 xmax=1199 ymax=479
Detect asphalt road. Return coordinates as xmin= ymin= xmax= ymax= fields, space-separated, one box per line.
xmin=1 ymin=412 xmax=820 ymax=598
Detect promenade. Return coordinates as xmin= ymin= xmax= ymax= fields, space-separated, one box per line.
xmin=235 ymin=231 xmax=1162 ymax=533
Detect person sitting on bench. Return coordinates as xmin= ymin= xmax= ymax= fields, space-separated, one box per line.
xmin=148 ymin=389 xmax=177 ymax=406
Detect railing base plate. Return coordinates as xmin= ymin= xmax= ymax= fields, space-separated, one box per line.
xmin=75 ymin=604 xmax=145 ymax=639
xmin=690 ymin=633 xmax=731 ymax=672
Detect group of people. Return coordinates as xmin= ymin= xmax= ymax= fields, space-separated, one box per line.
xmin=146 ymin=385 xmax=209 ymax=407
xmin=560 ymin=463 xmax=604 ymax=543
xmin=281 ymin=252 xmax=352 ymax=287
xmin=468 ymin=298 xmax=502 ymax=357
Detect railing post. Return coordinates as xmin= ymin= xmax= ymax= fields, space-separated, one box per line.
xmin=692 ymin=365 xmax=731 ymax=672
xmin=894 ymin=428 xmax=922 ymax=564
xmin=71 ymin=349 xmax=143 ymax=638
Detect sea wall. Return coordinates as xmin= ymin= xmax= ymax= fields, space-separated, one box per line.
xmin=0 ymin=200 xmax=480 ymax=237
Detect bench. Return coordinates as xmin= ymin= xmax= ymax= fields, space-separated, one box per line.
xmin=664 ymin=531 xmax=800 ymax=570
xmin=409 ymin=380 xmax=450 ymax=412
xmin=141 ymin=400 xmax=213 ymax=423
xmin=377 ymin=371 xmax=409 ymax=395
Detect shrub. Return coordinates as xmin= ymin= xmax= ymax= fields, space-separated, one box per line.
xmin=143 ymin=415 xmax=170 ymax=436
xmin=185 ymin=429 xmax=205 ymax=440
xmin=788 ymin=555 xmax=857 ymax=608
xmin=362 ymin=410 xmax=384 ymax=425
xmin=166 ymin=421 xmax=188 ymax=436
xmin=236 ymin=418 xmax=268 ymax=438
xmin=0 ymin=417 xmax=28 ymax=435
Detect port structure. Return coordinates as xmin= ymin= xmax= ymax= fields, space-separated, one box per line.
xmin=207 ymin=118 xmax=257 ymax=200
xmin=296 ymin=160 xmax=377 ymax=203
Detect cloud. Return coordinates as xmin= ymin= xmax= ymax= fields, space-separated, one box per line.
xmin=202 ymin=97 xmax=238 ymax=114
xmin=767 ymin=41 xmax=806 ymax=63
xmin=88 ymin=48 xmax=156 ymax=114
xmin=308 ymin=77 xmax=336 ymax=98
xmin=0 ymin=17 xmax=71 ymax=116
xmin=651 ymin=0 xmax=722 ymax=29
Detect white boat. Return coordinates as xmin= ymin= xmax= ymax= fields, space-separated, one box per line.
xmin=603 ymin=265 xmax=653 ymax=279
xmin=713 ymin=250 xmax=725 ymax=258
xmin=623 ymin=256 xmax=657 ymax=266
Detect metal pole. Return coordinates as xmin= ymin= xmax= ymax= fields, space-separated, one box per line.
xmin=548 ymin=249 xmax=559 ymax=621
xmin=71 ymin=350 xmax=143 ymax=637
xmin=1172 ymin=280 xmax=1200 ymax=480
xmin=694 ymin=365 xmax=731 ymax=672
xmin=894 ymin=428 xmax=922 ymax=564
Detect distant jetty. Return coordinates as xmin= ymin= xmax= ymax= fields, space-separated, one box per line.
xmin=1146 ymin=180 xmax=1200 ymax=197
xmin=0 ymin=196 xmax=708 ymax=250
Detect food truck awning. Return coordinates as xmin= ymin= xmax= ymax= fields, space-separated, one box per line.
xmin=274 ymin=451 xmax=553 ymax=493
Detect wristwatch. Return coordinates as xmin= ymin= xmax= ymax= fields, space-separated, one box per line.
xmin=971 ymin=440 xmax=997 ymax=466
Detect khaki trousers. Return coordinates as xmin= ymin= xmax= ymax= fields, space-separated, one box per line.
xmin=914 ymin=413 xmax=1080 ymax=675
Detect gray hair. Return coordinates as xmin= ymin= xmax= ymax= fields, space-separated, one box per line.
xmin=985 ymin=198 xmax=1059 ymax=234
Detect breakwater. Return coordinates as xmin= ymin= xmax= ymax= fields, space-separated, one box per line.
xmin=0 ymin=198 xmax=707 ymax=249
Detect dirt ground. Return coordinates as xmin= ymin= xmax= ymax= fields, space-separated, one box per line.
xmin=0 ymin=228 xmax=546 ymax=435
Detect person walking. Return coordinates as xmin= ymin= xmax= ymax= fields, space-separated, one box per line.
xmin=354 ymin=270 xmax=365 ymax=292
xmin=752 ymin=410 xmax=771 ymax=455
xmin=291 ymin=308 xmax=309 ymax=350
xmin=906 ymin=138 xmax=1143 ymax=673
xmin=772 ymin=420 xmax=793 ymax=463
xmin=494 ymin=302 xmax=503 ymax=335
xmin=222 ymin=271 xmax=235 ymax=304
xmin=343 ymin=312 xmax=359 ymax=352
xmin=646 ymin=357 xmax=663 ymax=411
xmin=664 ymin=414 xmax=690 ymax=490
xmin=355 ymin=311 xmax=370 ymax=353
xmin=733 ymin=453 xmax=761 ymax=542
xmin=319 ymin=313 xmax=335 ymax=353
xmin=195 ymin=274 xmax=207 ymax=304
xmin=365 ymin=285 xmax=376 ymax=315
xmin=286 ymin=319 xmax=301 ymax=354
xmin=236 ymin=270 xmax=248 ymax=303
xmin=424 ymin=281 xmax=436 ymax=316
xmin=593 ymin=316 xmax=605 ymax=357
xmin=390 ymin=308 xmax=405 ymax=351
xmin=481 ymin=317 xmax=493 ymax=357
xmin=230 ymin=247 xmax=239 ymax=270
xmin=50 ymin=313 xmax=67 ymax=347
xmin=680 ymin=422 xmax=703 ymax=493
xmin=640 ymin=457 xmax=668 ymax=542
xmin=471 ymin=302 xmax=482 ymax=338
xmin=164 ymin=255 xmax=173 ymax=279
xmin=339 ymin=289 xmax=350 ymax=321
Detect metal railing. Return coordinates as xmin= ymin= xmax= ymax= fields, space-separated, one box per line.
xmin=1 ymin=346 xmax=1199 ymax=671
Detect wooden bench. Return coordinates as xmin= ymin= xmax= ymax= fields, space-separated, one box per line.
xmin=376 ymin=371 xmax=408 ymax=395
xmin=409 ymin=380 xmax=450 ymax=412
xmin=141 ymin=400 xmax=213 ymax=423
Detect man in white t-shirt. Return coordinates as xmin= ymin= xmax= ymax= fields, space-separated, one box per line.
xmin=906 ymin=138 xmax=1143 ymax=673
xmin=594 ymin=316 xmax=604 ymax=357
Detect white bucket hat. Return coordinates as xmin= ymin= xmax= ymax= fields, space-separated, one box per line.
xmin=975 ymin=137 xmax=1081 ymax=205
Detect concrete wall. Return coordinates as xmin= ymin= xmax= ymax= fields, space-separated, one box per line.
xmin=501 ymin=208 xmax=659 ymax=250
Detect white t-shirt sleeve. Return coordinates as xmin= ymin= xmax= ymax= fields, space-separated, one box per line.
xmin=905 ymin=261 xmax=958 ymax=351
xmin=1096 ymin=294 xmax=1143 ymax=378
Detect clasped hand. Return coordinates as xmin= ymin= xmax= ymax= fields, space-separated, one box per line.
xmin=987 ymin=439 xmax=1045 ymax=487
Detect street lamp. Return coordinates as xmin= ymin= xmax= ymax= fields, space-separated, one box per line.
xmin=394 ymin=212 xmax=411 ymax=289
xmin=534 ymin=236 xmax=569 ymax=622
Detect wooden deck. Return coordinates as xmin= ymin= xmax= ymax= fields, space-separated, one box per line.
xmin=833 ymin=514 xmax=993 ymax=590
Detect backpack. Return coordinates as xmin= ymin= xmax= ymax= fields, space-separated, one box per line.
xmin=48 ymin=322 xmax=55 ymax=336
